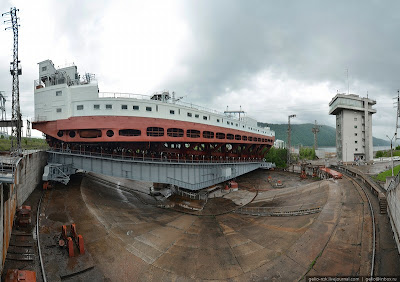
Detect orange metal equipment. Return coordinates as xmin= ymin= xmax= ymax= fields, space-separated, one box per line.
xmin=59 ymin=224 xmax=85 ymax=256
xmin=319 ymin=167 xmax=343 ymax=179
xmin=5 ymin=269 xmax=36 ymax=282
xmin=67 ymin=237 xmax=74 ymax=257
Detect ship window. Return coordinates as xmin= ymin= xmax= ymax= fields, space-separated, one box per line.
xmin=227 ymin=134 xmax=234 ymax=140
xmin=216 ymin=133 xmax=225 ymax=139
xmin=57 ymin=130 xmax=63 ymax=137
xmin=203 ymin=131 xmax=214 ymax=139
xmin=243 ymin=136 xmax=248 ymax=141
xmin=248 ymin=137 xmax=253 ymax=141
xmin=106 ymin=130 xmax=114 ymax=137
xmin=236 ymin=124 xmax=238 ymax=127
xmin=147 ymin=127 xmax=164 ymax=137
xmin=195 ymin=114 xmax=199 ymax=118
xmin=94 ymin=104 xmax=100 ymax=110
xmin=187 ymin=129 xmax=200 ymax=138
xmin=258 ymin=138 xmax=261 ymax=142
xmin=56 ymin=108 xmax=62 ymax=113
xmin=69 ymin=131 xmax=76 ymax=138
xmin=187 ymin=112 xmax=192 ymax=117
xmin=42 ymin=66 xmax=47 ymax=71
xmin=156 ymin=105 xmax=158 ymax=111
xmin=355 ymin=148 xmax=358 ymax=151
xmin=217 ymin=119 xmax=220 ymax=123
xmin=133 ymin=105 xmax=139 ymax=110
xmin=146 ymin=106 xmax=152 ymax=112
xmin=77 ymin=105 xmax=84 ymax=110
xmin=355 ymin=133 xmax=358 ymax=136
xmin=79 ymin=129 xmax=102 ymax=138
xmin=355 ymin=140 xmax=358 ymax=143
xmin=227 ymin=121 xmax=229 ymax=125
xmin=106 ymin=104 xmax=113 ymax=109
xmin=235 ymin=135 xmax=241 ymax=140
xmin=203 ymin=116 xmax=207 ymax=120
xmin=167 ymin=128 xmax=184 ymax=137
xmin=119 ymin=129 xmax=141 ymax=136
xmin=354 ymin=125 xmax=357 ymax=128
xmin=121 ymin=105 xmax=128 ymax=110
xmin=56 ymin=90 xmax=62 ymax=96
xmin=170 ymin=110 xmax=175 ymax=114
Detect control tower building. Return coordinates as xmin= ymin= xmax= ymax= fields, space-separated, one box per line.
xmin=329 ymin=93 xmax=376 ymax=162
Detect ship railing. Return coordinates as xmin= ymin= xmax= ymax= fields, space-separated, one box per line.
xmin=34 ymin=79 xmax=45 ymax=89
xmin=99 ymin=92 xmax=151 ymax=100
xmin=49 ymin=148 xmax=262 ymax=164
xmin=98 ymin=92 xmax=229 ymax=117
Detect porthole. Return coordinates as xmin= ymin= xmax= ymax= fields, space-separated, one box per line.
xmin=106 ymin=130 xmax=114 ymax=137
xmin=57 ymin=130 xmax=63 ymax=137
xmin=69 ymin=131 xmax=76 ymax=138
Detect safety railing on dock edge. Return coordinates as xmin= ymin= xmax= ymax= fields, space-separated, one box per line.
xmin=48 ymin=148 xmax=264 ymax=165
xmin=387 ymin=170 xmax=400 ymax=192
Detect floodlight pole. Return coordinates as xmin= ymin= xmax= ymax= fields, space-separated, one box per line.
xmin=387 ymin=133 xmax=397 ymax=177
xmin=287 ymin=114 xmax=296 ymax=167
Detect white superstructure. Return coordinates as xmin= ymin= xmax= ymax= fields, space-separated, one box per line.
xmin=34 ymin=60 xmax=274 ymax=138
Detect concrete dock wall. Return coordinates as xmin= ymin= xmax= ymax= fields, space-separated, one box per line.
xmin=387 ymin=185 xmax=400 ymax=254
xmin=15 ymin=151 xmax=48 ymax=206
xmin=0 ymin=151 xmax=47 ymax=273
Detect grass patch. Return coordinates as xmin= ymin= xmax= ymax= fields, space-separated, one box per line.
xmin=0 ymin=137 xmax=48 ymax=151
xmin=372 ymin=164 xmax=400 ymax=182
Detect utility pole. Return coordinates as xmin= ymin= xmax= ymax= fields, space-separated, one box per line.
xmin=0 ymin=91 xmax=6 ymax=137
xmin=287 ymin=114 xmax=296 ymax=166
xmin=311 ymin=120 xmax=321 ymax=149
xmin=26 ymin=119 xmax=31 ymax=138
xmin=396 ymin=90 xmax=400 ymax=143
xmin=2 ymin=7 xmax=22 ymax=152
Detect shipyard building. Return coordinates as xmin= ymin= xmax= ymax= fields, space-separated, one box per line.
xmin=329 ymin=93 xmax=376 ymax=162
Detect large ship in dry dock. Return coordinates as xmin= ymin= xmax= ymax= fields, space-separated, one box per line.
xmin=33 ymin=60 xmax=275 ymax=161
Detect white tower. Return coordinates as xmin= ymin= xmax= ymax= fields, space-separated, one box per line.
xmin=329 ymin=93 xmax=376 ymax=162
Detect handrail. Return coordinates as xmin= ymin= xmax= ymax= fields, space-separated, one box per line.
xmin=48 ymin=148 xmax=264 ymax=164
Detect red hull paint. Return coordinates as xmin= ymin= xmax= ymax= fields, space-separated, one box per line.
xmin=33 ymin=116 xmax=275 ymax=146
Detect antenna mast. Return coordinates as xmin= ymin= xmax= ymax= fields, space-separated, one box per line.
xmin=2 ymin=7 xmax=22 ymax=151
xmin=287 ymin=114 xmax=296 ymax=165
xmin=311 ymin=120 xmax=321 ymax=149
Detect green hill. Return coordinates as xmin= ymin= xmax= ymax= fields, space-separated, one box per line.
xmin=258 ymin=123 xmax=389 ymax=147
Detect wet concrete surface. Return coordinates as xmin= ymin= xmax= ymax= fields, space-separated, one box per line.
xmin=1 ymin=166 xmax=395 ymax=281
xmin=31 ymin=168 xmax=399 ymax=281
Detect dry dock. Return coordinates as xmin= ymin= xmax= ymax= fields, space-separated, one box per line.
xmin=20 ymin=168 xmax=398 ymax=281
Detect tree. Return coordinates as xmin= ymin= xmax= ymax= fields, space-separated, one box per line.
xmin=264 ymin=147 xmax=287 ymax=168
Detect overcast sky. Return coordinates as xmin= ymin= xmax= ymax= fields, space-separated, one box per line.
xmin=0 ymin=0 xmax=399 ymax=141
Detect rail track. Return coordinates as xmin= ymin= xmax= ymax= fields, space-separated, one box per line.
xmin=343 ymin=173 xmax=376 ymax=277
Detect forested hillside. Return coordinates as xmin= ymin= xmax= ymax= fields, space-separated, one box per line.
xmin=258 ymin=123 xmax=389 ymax=147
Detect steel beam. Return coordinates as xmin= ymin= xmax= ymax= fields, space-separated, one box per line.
xmin=47 ymin=150 xmax=263 ymax=190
